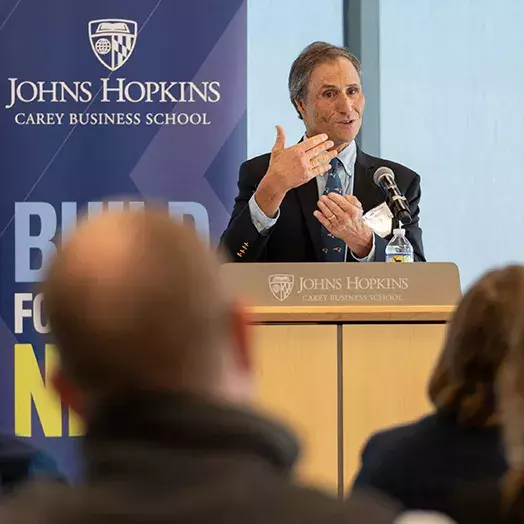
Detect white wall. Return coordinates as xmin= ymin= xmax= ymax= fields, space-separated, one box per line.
xmin=379 ymin=0 xmax=524 ymax=288
xmin=247 ymin=0 xmax=343 ymax=158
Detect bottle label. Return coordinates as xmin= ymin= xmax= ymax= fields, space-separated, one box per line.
xmin=386 ymin=255 xmax=413 ymax=263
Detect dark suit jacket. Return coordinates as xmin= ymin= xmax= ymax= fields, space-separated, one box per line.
xmin=351 ymin=412 xmax=507 ymax=521
xmin=440 ymin=480 xmax=513 ymax=524
xmin=0 ymin=391 xmax=402 ymax=524
xmin=219 ymin=148 xmax=425 ymax=262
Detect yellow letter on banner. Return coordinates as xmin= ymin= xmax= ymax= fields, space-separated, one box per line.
xmin=14 ymin=344 xmax=62 ymax=437
xmin=69 ymin=406 xmax=84 ymax=437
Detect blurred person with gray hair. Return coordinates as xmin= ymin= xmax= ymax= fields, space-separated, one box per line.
xmin=0 ymin=207 xmax=410 ymax=523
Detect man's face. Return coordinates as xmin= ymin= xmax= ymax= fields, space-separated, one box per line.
xmin=296 ymin=57 xmax=365 ymax=148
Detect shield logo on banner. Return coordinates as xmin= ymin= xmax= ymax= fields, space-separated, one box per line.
xmin=89 ymin=19 xmax=138 ymax=72
xmin=268 ymin=274 xmax=295 ymax=302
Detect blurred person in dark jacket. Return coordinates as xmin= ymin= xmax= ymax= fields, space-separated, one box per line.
xmin=0 ymin=434 xmax=63 ymax=495
xmin=0 ymin=207 xmax=403 ymax=524
xmin=350 ymin=265 xmax=524 ymax=523
xmin=426 ymin=268 xmax=524 ymax=524
xmin=445 ymin=276 xmax=524 ymax=524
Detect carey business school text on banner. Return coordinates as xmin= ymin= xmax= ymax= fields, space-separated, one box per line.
xmin=0 ymin=0 xmax=247 ymax=479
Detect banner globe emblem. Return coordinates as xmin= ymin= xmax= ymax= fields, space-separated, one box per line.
xmin=268 ymin=274 xmax=295 ymax=302
xmin=89 ymin=19 xmax=138 ymax=72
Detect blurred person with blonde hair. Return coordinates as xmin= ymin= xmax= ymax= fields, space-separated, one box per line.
xmin=351 ymin=265 xmax=524 ymax=522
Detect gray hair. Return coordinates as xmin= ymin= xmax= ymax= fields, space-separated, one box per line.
xmin=288 ymin=41 xmax=361 ymax=120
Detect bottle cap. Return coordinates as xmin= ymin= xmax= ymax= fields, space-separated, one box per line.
xmin=393 ymin=228 xmax=405 ymax=236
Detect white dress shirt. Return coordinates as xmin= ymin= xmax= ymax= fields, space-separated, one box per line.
xmin=248 ymin=139 xmax=376 ymax=262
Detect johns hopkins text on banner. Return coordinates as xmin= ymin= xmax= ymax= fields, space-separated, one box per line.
xmin=0 ymin=0 xmax=247 ymax=479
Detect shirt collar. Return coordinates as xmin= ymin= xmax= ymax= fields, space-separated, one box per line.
xmin=336 ymin=140 xmax=357 ymax=176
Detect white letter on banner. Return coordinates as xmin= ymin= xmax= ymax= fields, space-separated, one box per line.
xmin=15 ymin=202 xmax=57 ymax=283
xmin=168 ymin=202 xmax=210 ymax=245
xmin=14 ymin=293 xmax=33 ymax=334
xmin=6 ymin=78 xmax=18 ymax=109
xmin=33 ymin=293 xmax=50 ymax=333
xmin=101 ymin=78 xmax=125 ymax=102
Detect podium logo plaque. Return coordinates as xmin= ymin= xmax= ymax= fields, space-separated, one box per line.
xmin=221 ymin=262 xmax=461 ymax=308
xmin=268 ymin=274 xmax=295 ymax=302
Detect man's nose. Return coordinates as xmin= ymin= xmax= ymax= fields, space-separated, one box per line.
xmin=336 ymin=93 xmax=353 ymax=113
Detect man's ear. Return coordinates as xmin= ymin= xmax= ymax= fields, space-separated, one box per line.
xmin=52 ymin=369 xmax=85 ymax=418
xmin=295 ymin=98 xmax=306 ymax=119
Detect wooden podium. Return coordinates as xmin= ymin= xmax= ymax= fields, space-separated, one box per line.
xmin=221 ymin=263 xmax=461 ymax=496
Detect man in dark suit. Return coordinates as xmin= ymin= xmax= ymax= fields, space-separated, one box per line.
xmin=220 ymin=41 xmax=424 ymax=262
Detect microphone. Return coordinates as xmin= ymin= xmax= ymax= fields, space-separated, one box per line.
xmin=373 ymin=167 xmax=412 ymax=225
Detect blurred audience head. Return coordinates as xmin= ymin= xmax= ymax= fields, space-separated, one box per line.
xmin=428 ymin=265 xmax=524 ymax=427
xmin=497 ymin=273 xmax=524 ymax=519
xmin=43 ymin=207 xmax=252 ymax=417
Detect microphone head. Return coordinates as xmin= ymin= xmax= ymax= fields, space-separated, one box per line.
xmin=398 ymin=208 xmax=412 ymax=225
xmin=373 ymin=166 xmax=395 ymax=186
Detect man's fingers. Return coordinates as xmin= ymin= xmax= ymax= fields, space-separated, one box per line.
xmin=272 ymin=125 xmax=286 ymax=152
xmin=313 ymin=210 xmax=331 ymax=229
xmin=318 ymin=197 xmax=345 ymax=221
xmin=299 ymin=133 xmax=329 ymax=153
xmin=309 ymin=163 xmax=332 ymax=179
xmin=329 ymin=193 xmax=360 ymax=215
xmin=344 ymin=194 xmax=363 ymax=210
xmin=310 ymin=150 xmax=338 ymax=168
xmin=307 ymin=140 xmax=335 ymax=159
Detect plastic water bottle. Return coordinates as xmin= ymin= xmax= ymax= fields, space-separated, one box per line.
xmin=385 ymin=228 xmax=414 ymax=263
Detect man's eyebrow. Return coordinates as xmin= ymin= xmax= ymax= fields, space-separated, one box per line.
xmin=319 ymin=83 xmax=360 ymax=89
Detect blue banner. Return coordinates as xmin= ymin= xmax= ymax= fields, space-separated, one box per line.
xmin=0 ymin=0 xmax=247 ymax=480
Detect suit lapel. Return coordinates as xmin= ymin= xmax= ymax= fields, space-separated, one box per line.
xmin=296 ymin=178 xmax=323 ymax=261
xmin=353 ymin=148 xmax=385 ymax=213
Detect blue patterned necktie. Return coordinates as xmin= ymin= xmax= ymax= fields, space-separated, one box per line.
xmin=321 ymin=158 xmax=346 ymax=262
